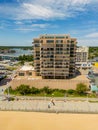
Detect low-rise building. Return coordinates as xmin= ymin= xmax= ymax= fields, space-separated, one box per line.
xmin=76 ymin=46 xmax=89 ymax=69
xmin=76 ymin=46 xmax=88 ymax=63
xmin=17 ymin=65 xmax=34 ymax=76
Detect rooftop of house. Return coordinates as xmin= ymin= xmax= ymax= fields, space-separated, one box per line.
xmin=20 ymin=65 xmax=34 ymax=71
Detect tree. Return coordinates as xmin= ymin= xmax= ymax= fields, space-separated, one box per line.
xmin=76 ymin=83 xmax=87 ymax=95
xmin=18 ymin=55 xmax=33 ymax=62
xmin=16 ymin=84 xmax=31 ymax=95
xmin=31 ymin=87 xmax=39 ymax=94
xmin=20 ymin=61 xmax=24 ymax=65
xmin=67 ymin=89 xmax=75 ymax=95
xmin=40 ymin=86 xmax=53 ymax=94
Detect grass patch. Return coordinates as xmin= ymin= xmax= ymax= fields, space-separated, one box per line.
xmin=89 ymin=100 xmax=98 ymax=103
xmin=4 ymin=84 xmax=92 ymax=98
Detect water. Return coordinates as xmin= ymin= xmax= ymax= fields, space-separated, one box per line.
xmin=11 ymin=48 xmax=33 ymax=56
xmin=1 ymin=48 xmax=33 ymax=57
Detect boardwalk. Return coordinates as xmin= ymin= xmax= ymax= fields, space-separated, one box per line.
xmin=0 ymin=99 xmax=98 ymax=113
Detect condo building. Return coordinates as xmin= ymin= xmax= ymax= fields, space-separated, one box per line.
xmin=76 ymin=46 xmax=88 ymax=63
xmin=33 ymin=34 xmax=77 ymax=79
xmin=76 ymin=46 xmax=89 ymax=69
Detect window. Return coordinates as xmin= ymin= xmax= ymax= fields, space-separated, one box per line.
xmin=71 ymin=40 xmax=74 ymax=43
xmin=19 ymin=72 xmax=24 ymax=76
xmin=67 ymin=40 xmax=70 ymax=43
xmin=67 ymin=44 xmax=70 ymax=47
xmin=46 ymin=40 xmax=54 ymax=43
xmin=56 ymin=40 xmax=63 ymax=43
xmin=56 ymin=44 xmax=63 ymax=47
xmin=70 ymin=44 xmax=75 ymax=47
xmin=34 ymin=44 xmax=40 ymax=47
xmin=45 ymin=36 xmax=54 ymax=39
xmin=56 ymin=36 xmax=65 ymax=38
xmin=34 ymin=40 xmax=39 ymax=43
xmin=40 ymin=40 xmax=43 ymax=43
xmin=28 ymin=72 xmax=32 ymax=76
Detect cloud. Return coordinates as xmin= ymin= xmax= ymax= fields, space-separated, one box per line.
xmin=0 ymin=0 xmax=97 ymax=20
xmin=15 ymin=28 xmax=36 ymax=32
xmin=78 ymin=38 xmax=98 ymax=46
xmin=85 ymin=32 xmax=98 ymax=38
xmin=69 ymin=28 xmax=98 ymax=46
xmin=14 ymin=23 xmax=51 ymax=32
xmin=31 ymin=23 xmax=50 ymax=28
xmin=15 ymin=21 xmax=23 ymax=25
xmin=0 ymin=20 xmax=12 ymax=29
xmin=0 ymin=18 xmax=56 ymax=32
xmin=15 ymin=3 xmax=66 ymax=20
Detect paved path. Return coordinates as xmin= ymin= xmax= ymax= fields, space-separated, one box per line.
xmin=0 ymin=99 xmax=98 ymax=113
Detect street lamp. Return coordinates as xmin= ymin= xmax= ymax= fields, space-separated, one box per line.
xmin=64 ymin=93 xmax=66 ymax=102
xmin=6 ymin=82 xmax=10 ymax=99
xmin=86 ymin=94 xmax=88 ymax=102
xmin=6 ymin=76 xmax=13 ymax=100
xmin=44 ymin=93 xmax=46 ymax=101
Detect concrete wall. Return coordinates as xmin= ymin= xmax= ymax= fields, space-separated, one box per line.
xmin=11 ymin=79 xmax=89 ymax=90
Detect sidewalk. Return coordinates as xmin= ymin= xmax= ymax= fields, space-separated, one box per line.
xmin=0 ymin=99 xmax=98 ymax=114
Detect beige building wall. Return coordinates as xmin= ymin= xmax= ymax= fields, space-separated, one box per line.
xmin=33 ymin=34 xmax=77 ymax=79
xmin=76 ymin=46 xmax=88 ymax=63
xmin=11 ymin=77 xmax=89 ymax=90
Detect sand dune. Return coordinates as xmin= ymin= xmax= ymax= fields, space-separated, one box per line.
xmin=0 ymin=111 xmax=98 ymax=130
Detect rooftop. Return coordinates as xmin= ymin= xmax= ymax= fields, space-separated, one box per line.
xmin=20 ymin=65 xmax=34 ymax=71
xmin=76 ymin=46 xmax=88 ymax=52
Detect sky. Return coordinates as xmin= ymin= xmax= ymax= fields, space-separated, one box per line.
xmin=0 ymin=0 xmax=98 ymax=46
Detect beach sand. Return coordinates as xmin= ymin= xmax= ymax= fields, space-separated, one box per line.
xmin=0 ymin=111 xmax=98 ymax=130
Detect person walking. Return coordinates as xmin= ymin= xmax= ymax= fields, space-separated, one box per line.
xmin=51 ymin=99 xmax=55 ymax=106
xmin=48 ymin=102 xmax=51 ymax=108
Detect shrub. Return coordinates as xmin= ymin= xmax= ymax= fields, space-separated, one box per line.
xmin=53 ymin=89 xmax=66 ymax=93
xmin=16 ymin=84 xmax=31 ymax=95
xmin=52 ymin=91 xmax=65 ymax=97
xmin=67 ymin=89 xmax=75 ymax=95
xmin=31 ymin=87 xmax=40 ymax=94
xmin=40 ymin=86 xmax=53 ymax=94
xmin=76 ymin=83 xmax=87 ymax=95
xmin=8 ymin=97 xmax=15 ymax=101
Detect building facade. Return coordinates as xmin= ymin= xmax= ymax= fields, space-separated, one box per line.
xmin=17 ymin=65 xmax=34 ymax=76
xmin=76 ymin=46 xmax=88 ymax=63
xmin=33 ymin=34 xmax=77 ymax=79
